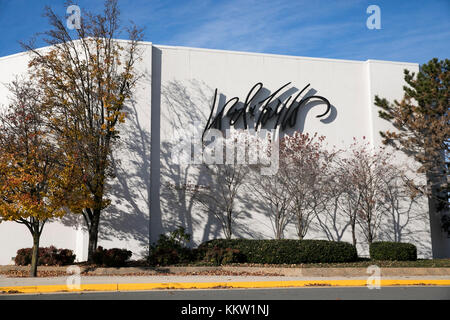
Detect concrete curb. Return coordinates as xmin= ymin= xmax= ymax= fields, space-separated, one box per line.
xmin=1 ymin=279 xmax=450 ymax=294
xmin=2 ymin=266 xmax=450 ymax=276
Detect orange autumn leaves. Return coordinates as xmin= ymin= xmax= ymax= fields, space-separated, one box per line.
xmin=0 ymin=146 xmax=64 ymax=221
xmin=0 ymin=81 xmax=84 ymax=223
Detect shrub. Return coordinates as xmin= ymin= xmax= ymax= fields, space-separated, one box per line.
xmin=92 ymin=247 xmax=132 ymax=267
xmin=148 ymin=227 xmax=194 ymax=266
xmin=199 ymin=239 xmax=358 ymax=264
xmin=369 ymin=242 xmax=417 ymax=261
xmin=148 ymin=246 xmax=194 ymax=266
xmin=203 ymin=247 xmax=245 ymax=266
xmin=56 ymin=249 xmax=77 ymax=266
xmin=15 ymin=246 xmax=76 ymax=266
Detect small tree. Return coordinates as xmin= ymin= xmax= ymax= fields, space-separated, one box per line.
xmin=334 ymin=159 xmax=361 ymax=247
xmin=251 ymin=170 xmax=292 ymax=240
xmin=0 ymin=80 xmax=79 ymax=276
xmin=23 ymin=0 xmax=143 ymax=261
xmin=250 ymin=132 xmax=292 ymax=240
xmin=192 ymin=130 xmax=250 ymax=240
xmin=343 ymin=139 xmax=390 ymax=245
xmin=281 ymin=132 xmax=330 ymax=240
xmin=192 ymin=164 xmax=249 ymax=240
xmin=315 ymin=158 xmax=350 ymax=242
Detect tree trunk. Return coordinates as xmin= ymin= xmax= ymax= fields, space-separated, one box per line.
xmin=351 ymin=218 xmax=357 ymax=247
xmin=224 ymin=224 xmax=232 ymax=240
xmin=30 ymin=232 xmax=40 ymax=277
xmin=87 ymin=208 xmax=101 ymax=262
xmin=297 ymin=216 xmax=304 ymax=240
xmin=428 ymin=193 xmax=444 ymax=257
xmin=275 ymin=225 xmax=283 ymax=240
xmin=426 ymin=170 xmax=449 ymax=258
xmin=225 ymin=211 xmax=233 ymax=240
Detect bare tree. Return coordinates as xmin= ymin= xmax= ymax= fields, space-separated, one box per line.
xmin=248 ymin=132 xmax=293 ymax=239
xmin=250 ymin=169 xmax=293 ymax=240
xmin=315 ymin=164 xmax=351 ymax=242
xmin=332 ymin=139 xmax=425 ymax=247
xmin=342 ymin=139 xmax=390 ymax=245
xmin=191 ymin=130 xmax=250 ymax=240
xmin=192 ymin=163 xmax=249 ymax=240
xmin=334 ymin=153 xmax=363 ymax=246
xmin=281 ymin=132 xmax=330 ymax=239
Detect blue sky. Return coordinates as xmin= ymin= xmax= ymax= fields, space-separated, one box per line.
xmin=0 ymin=0 xmax=448 ymax=63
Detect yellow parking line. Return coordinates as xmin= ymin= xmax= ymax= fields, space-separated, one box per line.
xmin=1 ymin=279 xmax=449 ymax=294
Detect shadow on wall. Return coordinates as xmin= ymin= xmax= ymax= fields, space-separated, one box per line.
xmin=158 ymin=79 xmax=338 ymax=245
xmin=310 ymin=204 xmax=351 ymax=243
xmin=101 ymin=99 xmax=151 ymax=255
xmin=60 ymin=71 xmax=340 ymax=251
xmin=158 ymin=79 xmax=222 ymax=246
xmin=378 ymin=196 xmax=432 ymax=258
xmin=60 ymin=81 xmax=152 ymax=258
xmin=309 ymin=194 xmax=432 ymax=258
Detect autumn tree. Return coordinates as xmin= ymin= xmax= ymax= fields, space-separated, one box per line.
xmin=0 ymin=80 xmax=79 ymax=277
xmin=374 ymin=58 xmax=449 ymax=239
xmin=23 ymin=0 xmax=143 ymax=261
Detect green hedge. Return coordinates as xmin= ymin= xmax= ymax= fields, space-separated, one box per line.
xmin=369 ymin=242 xmax=417 ymax=261
xmin=198 ymin=239 xmax=358 ymax=264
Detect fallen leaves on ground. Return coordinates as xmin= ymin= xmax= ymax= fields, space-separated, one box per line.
xmin=0 ymin=269 xmax=282 ymax=278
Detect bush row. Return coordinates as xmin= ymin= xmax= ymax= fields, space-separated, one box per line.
xmin=14 ymin=240 xmax=417 ymax=267
xmin=369 ymin=241 xmax=417 ymax=261
xmin=14 ymin=246 xmax=132 ymax=267
xmin=198 ymin=239 xmax=359 ymax=264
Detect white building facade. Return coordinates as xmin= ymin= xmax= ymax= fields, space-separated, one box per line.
xmin=0 ymin=42 xmax=448 ymax=264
